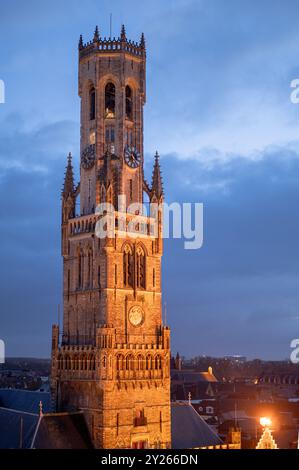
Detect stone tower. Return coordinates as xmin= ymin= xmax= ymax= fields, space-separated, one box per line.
xmin=50 ymin=25 xmax=171 ymax=449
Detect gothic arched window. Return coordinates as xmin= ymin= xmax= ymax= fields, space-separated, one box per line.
xmin=126 ymin=354 xmax=134 ymax=371
xmin=82 ymin=354 xmax=87 ymax=371
xmin=125 ymin=85 xmax=133 ymax=120
xmin=146 ymin=355 xmax=152 ymax=371
xmin=98 ymin=265 xmax=101 ymax=287
xmin=155 ymin=355 xmax=162 ymax=370
xmin=105 ymin=82 xmax=115 ymax=118
xmin=78 ymin=249 xmax=84 ymax=289
xmin=137 ymin=355 xmax=143 ymax=371
xmin=117 ymin=354 xmax=124 ymax=371
xmin=89 ymin=87 xmax=96 ymax=120
xmin=136 ymin=246 xmax=146 ymax=289
xmin=88 ymin=354 xmax=95 ymax=371
xmin=123 ymin=245 xmax=134 ymax=288
xmin=87 ymin=247 xmax=93 ymax=287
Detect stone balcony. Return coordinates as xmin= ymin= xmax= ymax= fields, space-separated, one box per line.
xmin=68 ymin=210 xmax=158 ymax=239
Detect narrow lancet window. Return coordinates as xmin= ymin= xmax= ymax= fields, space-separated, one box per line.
xmin=125 ymin=85 xmax=133 ymax=120
xmin=105 ymin=82 xmax=115 ymax=118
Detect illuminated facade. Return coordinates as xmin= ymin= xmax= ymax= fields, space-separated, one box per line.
xmin=50 ymin=25 xmax=171 ymax=449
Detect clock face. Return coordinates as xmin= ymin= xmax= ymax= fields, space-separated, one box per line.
xmin=81 ymin=144 xmax=96 ymax=170
xmin=124 ymin=145 xmax=141 ymax=169
xmin=128 ymin=306 xmax=144 ymax=327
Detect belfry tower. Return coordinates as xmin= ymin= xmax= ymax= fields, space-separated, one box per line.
xmin=50 ymin=26 xmax=171 ymax=449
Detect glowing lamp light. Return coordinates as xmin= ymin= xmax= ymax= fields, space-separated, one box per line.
xmin=260 ymin=417 xmax=272 ymax=427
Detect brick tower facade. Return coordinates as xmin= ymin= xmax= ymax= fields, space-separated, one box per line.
xmin=50 ymin=25 xmax=171 ymax=449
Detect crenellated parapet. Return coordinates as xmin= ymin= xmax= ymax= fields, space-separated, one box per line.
xmin=79 ymin=25 xmax=146 ymax=61
xmin=95 ymin=325 xmax=170 ymax=384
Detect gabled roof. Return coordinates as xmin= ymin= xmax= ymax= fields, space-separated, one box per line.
xmin=172 ymin=382 xmax=215 ymax=401
xmin=171 ymin=369 xmax=218 ymax=383
xmin=171 ymin=402 xmax=223 ymax=449
xmin=32 ymin=412 xmax=94 ymax=449
xmin=0 ymin=408 xmax=38 ymax=449
xmin=256 ymin=427 xmax=278 ymax=449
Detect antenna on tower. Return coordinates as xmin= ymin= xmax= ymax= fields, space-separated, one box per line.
xmin=109 ymin=13 xmax=112 ymax=38
xmin=164 ymin=302 xmax=167 ymax=326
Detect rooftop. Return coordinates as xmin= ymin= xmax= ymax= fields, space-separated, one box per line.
xmin=171 ymin=402 xmax=223 ymax=449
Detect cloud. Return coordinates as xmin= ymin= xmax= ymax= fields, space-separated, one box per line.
xmin=159 ymin=147 xmax=299 ymax=359
xmin=1 ymin=0 xmax=299 ymax=359
xmin=0 ymin=113 xmax=298 ymax=359
xmin=0 ymin=115 xmax=78 ymax=357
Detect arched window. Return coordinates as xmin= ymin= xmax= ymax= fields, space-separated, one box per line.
xmin=82 ymin=354 xmax=87 ymax=371
xmin=87 ymin=247 xmax=93 ymax=287
xmin=155 ymin=355 xmax=162 ymax=370
xmin=78 ymin=249 xmax=84 ymax=289
xmin=125 ymin=85 xmax=133 ymax=120
xmin=146 ymin=355 xmax=152 ymax=371
xmin=137 ymin=355 xmax=143 ymax=371
xmin=89 ymin=354 xmax=95 ymax=371
xmin=89 ymin=87 xmax=96 ymax=120
xmin=136 ymin=246 xmax=146 ymax=289
xmin=123 ymin=245 xmax=134 ymax=288
xmin=126 ymin=354 xmax=134 ymax=371
xmin=105 ymin=82 xmax=115 ymax=118
xmin=98 ymin=265 xmax=101 ymax=287
xmin=117 ymin=354 xmax=124 ymax=371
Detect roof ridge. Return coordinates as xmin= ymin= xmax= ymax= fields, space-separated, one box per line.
xmin=190 ymin=405 xmax=223 ymax=440
xmin=30 ymin=414 xmax=43 ymax=449
xmin=0 ymin=388 xmax=49 ymax=394
xmin=42 ymin=411 xmax=84 ymax=417
xmin=0 ymin=406 xmax=38 ymax=417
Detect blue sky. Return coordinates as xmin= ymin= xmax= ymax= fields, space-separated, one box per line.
xmin=1 ymin=0 xmax=299 ymax=359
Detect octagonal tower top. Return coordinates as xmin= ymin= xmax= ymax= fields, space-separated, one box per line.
xmin=78 ymin=24 xmax=146 ymax=61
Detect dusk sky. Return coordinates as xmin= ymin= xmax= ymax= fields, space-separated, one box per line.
xmin=1 ymin=0 xmax=299 ymax=359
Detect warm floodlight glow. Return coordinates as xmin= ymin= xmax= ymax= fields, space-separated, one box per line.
xmin=260 ymin=417 xmax=272 ymax=427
